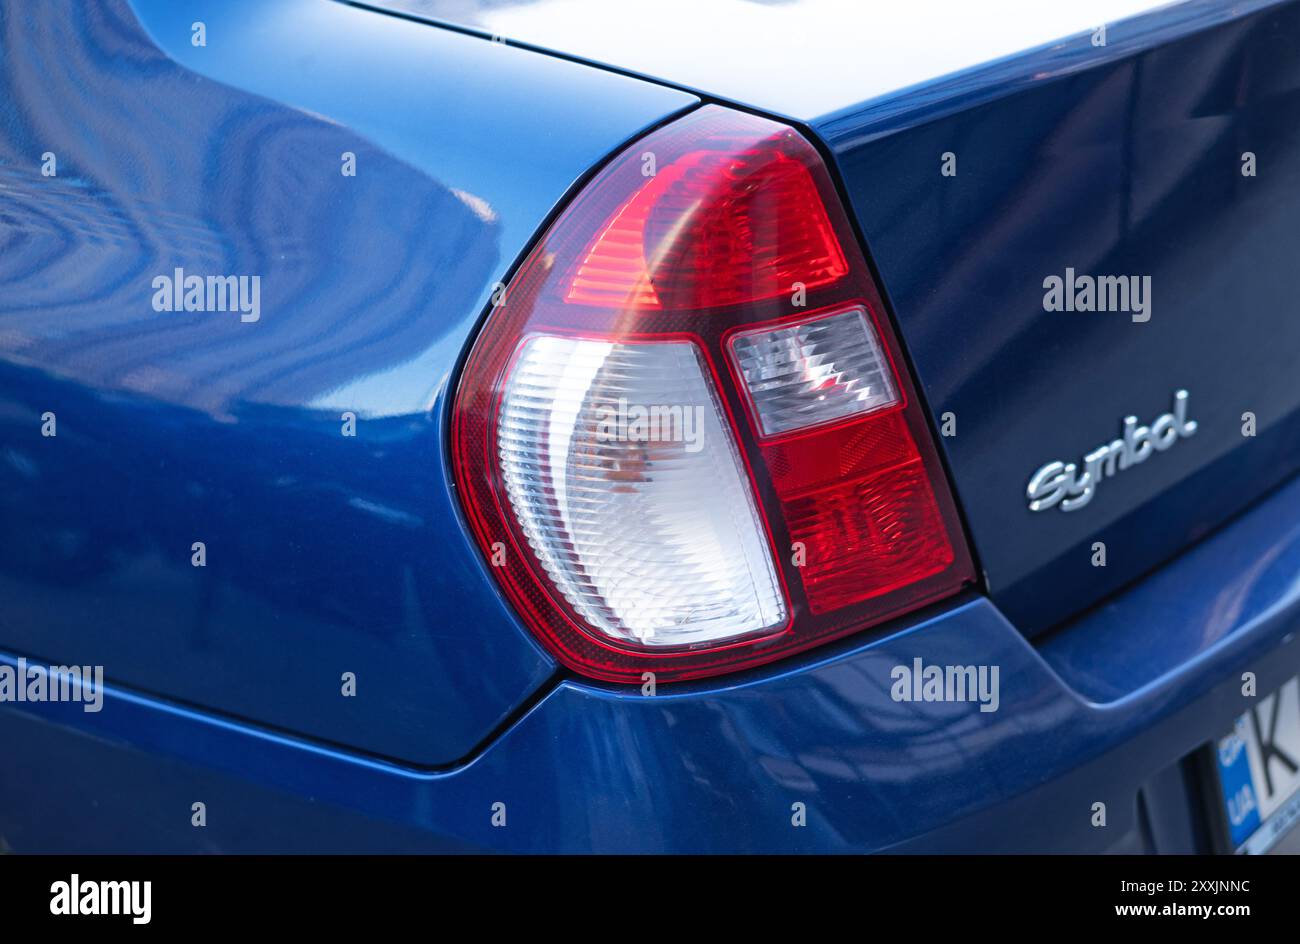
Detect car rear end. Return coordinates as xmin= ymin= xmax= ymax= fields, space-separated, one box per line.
xmin=1 ymin=0 xmax=1298 ymax=854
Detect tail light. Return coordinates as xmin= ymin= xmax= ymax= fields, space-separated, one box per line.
xmin=452 ymin=105 xmax=974 ymax=683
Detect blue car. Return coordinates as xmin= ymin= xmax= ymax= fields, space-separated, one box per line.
xmin=2 ymin=0 xmax=1299 ymax=855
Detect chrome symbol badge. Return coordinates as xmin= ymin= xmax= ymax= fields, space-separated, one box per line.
xmin=1027 ymin=389 xmax=1197 ymax=512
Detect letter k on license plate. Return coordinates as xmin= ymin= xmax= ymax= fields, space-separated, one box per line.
xmin=1216 ymin=677 xmax=1300 ymax=853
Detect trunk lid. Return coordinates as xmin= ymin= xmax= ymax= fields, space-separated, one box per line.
xmin=815 ymin=0 xmax=1300 ymax=630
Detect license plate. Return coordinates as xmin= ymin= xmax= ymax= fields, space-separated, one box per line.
xmin=1215 ymin=676 xmax=1300 ymax=854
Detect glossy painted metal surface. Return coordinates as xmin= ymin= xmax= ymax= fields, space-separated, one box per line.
xmin=817 ymin=0 xmax=1300 ymax=631
xmin=0 ymin=0 xmax=696 ymax=765
xmin=360 ymin=0 xmax=1188 ymax=120
xmin=5 ymin=0 xmax=1300 ymax=854
xmin=4 ymin=471 xmax=1300 ymax=852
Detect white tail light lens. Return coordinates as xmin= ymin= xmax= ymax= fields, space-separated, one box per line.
xmin=728 ymin=305 xmax=898 ymax=437
xmin=497 ymin=335 xmax=786 ymax=647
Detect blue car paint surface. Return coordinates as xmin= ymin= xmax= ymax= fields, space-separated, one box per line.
xmin=1 ymin=0 xmax=1298 ymax=852
xmin=822 ymin=0 xmax=1300 ymax=632
xmin=0 ymin=0 xmax=696 ymax=766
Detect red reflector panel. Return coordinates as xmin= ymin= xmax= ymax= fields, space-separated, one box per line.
xmin=796 ymin=458 xmax=952 ymax=613
xmin=774 ymin=457 xmax=953 ymax=614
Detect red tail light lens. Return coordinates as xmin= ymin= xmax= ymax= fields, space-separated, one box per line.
xmin=451 ymin=105 xmax=974 ymax=683
xmin=565 ymin=140 xmax=848 ymax=310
